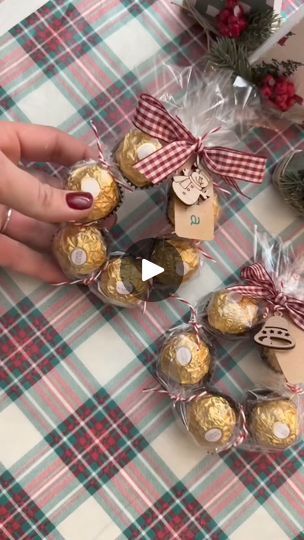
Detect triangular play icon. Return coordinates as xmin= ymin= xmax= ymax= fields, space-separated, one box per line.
xmin=142 ymin=259 xmax=164 ymax=282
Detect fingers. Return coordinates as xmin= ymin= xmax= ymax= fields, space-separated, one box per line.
xmin=0 ymin=234 xmax=66 ymax=283
xmin=2 ymin=208 xmax=57 ymax=251
xmin=0 ymin=121 xmax=96 ymax=165
xmin=0 ymin=151 xmax=94 ymax=223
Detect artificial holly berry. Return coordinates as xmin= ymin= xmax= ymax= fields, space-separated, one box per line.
xmin=217 ymin=0 xmax=248 ymax=38
xmin=259 ymin=72 xmax=302 ymax=112
xmin=274 ymin=78 xmax=289 ymax=96
xmin=286 ymin=82 xmax=296 ymax=96
xmin=260 ymin=85 xmax=273 ymax=99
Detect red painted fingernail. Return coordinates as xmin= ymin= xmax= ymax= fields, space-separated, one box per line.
xmin=66 ymin=192 xmax=93 ymax=210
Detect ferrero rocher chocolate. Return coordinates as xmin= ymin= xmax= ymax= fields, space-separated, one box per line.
xmin=207 ymin=290 xmax=260 ymax=335
xmin=67 ymin=162 xmax=120 ymax=222
xmin=167 ymin=191 xmax=221 ymax=227
xmin=116 ymin=130 xmax=162 ymax=188
xmin=188 ymin=394 xmax=237 ymax=447
xmin=53 ymin=224 xmax=107 ymax=279
xmin=260 ymin=347 xmax=283 ymax=373
xmin=159 ymin=331 xmax=212 ymax=385
xmin=248 ymin=399 xmax=300 ymax=449
xmin=98 ymin=256 xmax=149 ymax=306
xmin=152 ymin=238 xmax=200 ymax=284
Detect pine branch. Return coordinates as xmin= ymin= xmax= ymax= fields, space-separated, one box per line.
xmin=239 ymin=7 xmax=281 ymax=51
xmin=277 ymin=171 xmax=304 ymax=215
xmin=251 ymin=59 xmax=304 ymax=85
xmin=207 ymin=38 xmax=253 ymax=81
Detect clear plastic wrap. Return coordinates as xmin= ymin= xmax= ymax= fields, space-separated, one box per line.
xmin=114 ymin=60 xmax=266 ymax=212
xmin=174 ymin=389 xmax=245 ymax=454
xmin=89 ymin=253 xmax=150 ymax=309
xmin=272 ymin=149 xmax=304 ymax=217
xmin=156 ymin=323 xmax=213 ymax=395
xmin=201 ymin=288 xmax=264 ymax=338
xmin=242 ymin=388 xmax=303 ymax=452
xmin=65 ymin=159 xmax=122 ymax=223
xmin=151 ymin=236 xmax=203 ymax=286
xmin=198 ymin=227 xmax=304 ymax=340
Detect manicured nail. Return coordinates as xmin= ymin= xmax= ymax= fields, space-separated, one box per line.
xmin=66 ymin=192 xmax=93 ymax=210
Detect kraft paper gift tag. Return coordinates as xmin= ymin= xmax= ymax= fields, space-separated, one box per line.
xmin=273 ymin=321 xmax=304 ymax=385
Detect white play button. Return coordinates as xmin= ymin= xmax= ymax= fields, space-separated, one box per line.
xmin=142 ymin=259 xmax=164 ymax=282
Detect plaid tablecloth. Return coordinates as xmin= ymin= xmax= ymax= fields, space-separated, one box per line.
xmin=1 ymin=1 xmax=304 ymax=539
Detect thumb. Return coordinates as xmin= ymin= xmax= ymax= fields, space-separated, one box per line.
xmin=0 ymin=151 xmax=93 ymax=223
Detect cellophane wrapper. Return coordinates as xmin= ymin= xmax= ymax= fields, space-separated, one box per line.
xmin=241 ymin=387 xmax=304 ymax=453
xmin=173 ymin=389 xmax=244 ymax=454
xmin=253 ymin=228 xmax=304 ymax=300
xmin=156 ymin=323 xmax=214 ymax=397
xmin=197 ymin=288 xmax=265 ymax=340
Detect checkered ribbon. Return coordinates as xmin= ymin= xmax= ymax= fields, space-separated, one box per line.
xmin=133 ymin=93 xmax=267 ymax=186
xmin=230 ymin=263 xmax=304 ymax=330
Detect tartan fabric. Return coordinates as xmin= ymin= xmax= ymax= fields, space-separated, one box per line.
xmin=133 ymin=93 xmax=267 ymax=185
xmin=230 ymin=263 xmax=304 ymax=330
xmin=0 ymin=1 xmax=304 ymax=540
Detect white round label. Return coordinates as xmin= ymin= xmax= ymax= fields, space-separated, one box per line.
xmin=137 ymin=143 xmax=157 ymax=160
xmin=176 ymin=346 xmax=192 ymax=366
xmin=204 ymin=428 xmax=222 ymax=442
xmin=116 ymin=281 xmax=133 ymax=295
xmin=273 ymin=422 xmax=290 ymax=439
xmin=176 ymin=261 xmax=190 ymax=276
xmin=70 ymin=248 xmax=87 ymax=266
xmin=81 ymin=176 xmax=101 ymax=198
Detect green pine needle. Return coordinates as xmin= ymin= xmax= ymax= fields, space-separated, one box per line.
xmin=276 ymin=171 xmax=304 ymax=215
xmin=239 ymin=7 xmax=281 ymax=51
xmin=207 ymin=38 xmax=253 ymax=82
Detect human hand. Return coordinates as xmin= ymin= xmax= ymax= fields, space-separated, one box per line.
xmin=0 ymin=121 xmax=98 ymax=284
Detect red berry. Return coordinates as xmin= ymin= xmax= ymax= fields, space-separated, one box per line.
xmin=228 ymin=14 xmax=238 ymax=25
xmin=261 ymin=85 xmax=273 ymax=98
xmin=229 ymin=25 xmax=242 ymax=38
xmin=227 ymin=0 xmax=238 ymax=7
xmin=238 ymin=17 xmax=248 ymax=31
xmin=263 ymin=75 xmax=276 ymax=87
xmin=218 ymin=8 xmax=231 ymax=23
xmin=274 ymin=78 xmax=288 ymax=95
xmin=273 ymin=94 xmax=288 ymax=109
xmin=286 ymin=96 xmax=296 ymax=108
xmin=218 ymin=22 xmax=230 ymax=36
xmin=286 ymin=81 xmax=296 ymax=96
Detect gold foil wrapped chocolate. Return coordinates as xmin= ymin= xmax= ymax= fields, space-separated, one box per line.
xmin=67 ymin=161 xmax=120 ymax=222
xmin=207 ymin=290 xmax=260 ymax=335
xmin=260 ymin=347 xmax=283 ymax=373
xmin=248 ymin=398 xmax=300 ymax=449
xmin=53 ymin=224 xmax=107 ymax=279
xmin=167 ymin=191 xmax=221 ymax=228
xmin=187 ymin=394 xmax=237 ymax=448
xmin=152 ymin=237 xmax=200 ymax=285
xmin=159 ymin=330 xmax=212 ymax=386
xmin=116 ymin=130 xmax=162 ymax=188
xmin=97 ymin=256 xmax=149 ymax=307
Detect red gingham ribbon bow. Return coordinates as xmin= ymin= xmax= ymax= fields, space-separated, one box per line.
xmin=230 ymin=263 xmax=304 ymax=330
xmin=133 ymin=93 xmax=267 ymax=186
